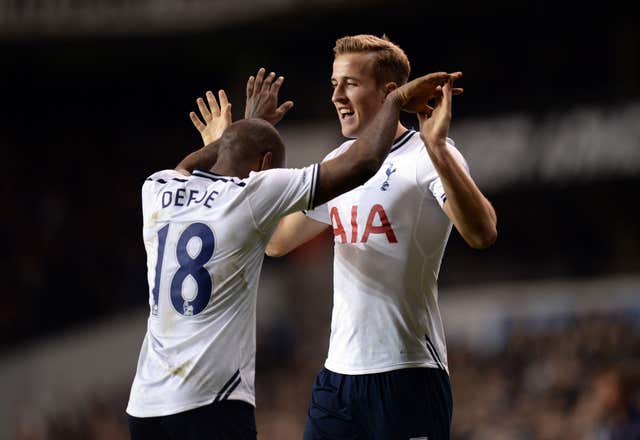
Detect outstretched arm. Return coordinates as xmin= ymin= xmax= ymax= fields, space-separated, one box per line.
xmin=418 ymin=79 xmax=497 ymax=249
xmin=176 ymin=90 xmax=232 ymax=175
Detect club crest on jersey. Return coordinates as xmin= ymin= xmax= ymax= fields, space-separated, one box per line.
xmin=380 ymin=163 xmax=396 ymax=191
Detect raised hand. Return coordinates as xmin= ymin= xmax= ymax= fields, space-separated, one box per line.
xmin=190 ymin=90 xmax=232 ymax=146
xmin=244 ymin=67 xmax=294 ymax=125
xmin=417 ymin=76 xmax=457 ymax=150
xmin=394 ymin=71 xmax=463 ymax=114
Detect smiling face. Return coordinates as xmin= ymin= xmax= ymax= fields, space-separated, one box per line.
xmin=331 ymin=52 xmax=388 ymax=139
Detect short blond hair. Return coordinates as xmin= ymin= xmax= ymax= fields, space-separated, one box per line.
xmin=334 ymin=34 xmax=411 ymax=85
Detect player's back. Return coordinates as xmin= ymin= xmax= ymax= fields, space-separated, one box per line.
xmin=127 ymin=164 xmax=318 ymax=417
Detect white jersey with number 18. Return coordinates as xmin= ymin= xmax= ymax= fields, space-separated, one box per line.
xmin=127 ymin=164 xmax=318 ymax=418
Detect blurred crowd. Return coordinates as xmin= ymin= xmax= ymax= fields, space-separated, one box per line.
xmin=13 ymin=313 xmax=640 ymax=440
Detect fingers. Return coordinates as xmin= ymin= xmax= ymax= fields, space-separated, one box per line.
xmin=271 ymin=76 xmax=284 ymax=96
xmin=222 ymin=102 xmax=232 ymax=124
xmin=250 ymin=67 xmax=284 ymax=95
xmin=206 ymin=90 xmax=220 ymax=116
xmin=189 ymin=111 xmax=206 ymax=132
xmin=246 ymin=75 xmax=255 ymax=97
xmin=253 ymin=68 xmax=266 ymax=95
xmin=197 ymin=97 xmax=211 ymax=122
xmin=261 ymin=71 xmax=276 ymax=93
xmin=441 ymin=79 xmax=452 ymax=109
xmin=276 ymin=100 xmax=294 ymax=117
xmin=218 ymin=89 xmax=230 ymax=109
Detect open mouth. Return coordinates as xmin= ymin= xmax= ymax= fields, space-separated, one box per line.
xmin=339 ymin=108 xmax=355 ymax=121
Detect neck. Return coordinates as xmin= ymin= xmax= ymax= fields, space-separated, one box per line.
xmin=210 ymin=162 xmax=247 ymax=179
xmin=394 ymin=122 xmax=408 ymax=140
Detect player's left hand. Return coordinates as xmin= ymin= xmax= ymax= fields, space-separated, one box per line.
xmin=190 ymin=89 xmax=232 ymax=146
xmin=244 ymin=67 xmax=294 ymax=125
xmin=399 ymin=72 xmax=463 ymax=114
xmin=417 ymin=76 xmax=457 ymax=150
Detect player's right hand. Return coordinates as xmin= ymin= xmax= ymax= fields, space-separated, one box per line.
xmin=393 ymin=71 xmax=463 ymax=114
xmin=244 ymin=67 xmax=294 ymax=125
xmin=190 ymin=89 xmax=232 ymax=146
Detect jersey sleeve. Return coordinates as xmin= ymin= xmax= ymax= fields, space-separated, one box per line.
xmin=301 ymin=140 xmax=354 ymax=225
xmin=304 ymin=202 xmax=330 ymax=224
xmin=417 ymin=138 xmax=470 ymax=209
xmin=141 ymin=169 xmax=186 ymax=209
xmin=245 ymin=164 xmax=320 ymax=235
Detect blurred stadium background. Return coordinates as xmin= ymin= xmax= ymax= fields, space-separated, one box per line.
xmin=2 ymin=0 xmax=640 ymax=439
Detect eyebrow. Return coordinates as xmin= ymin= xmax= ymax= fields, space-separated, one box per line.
xmin=330 ymin=76 xmax=360 ymax=83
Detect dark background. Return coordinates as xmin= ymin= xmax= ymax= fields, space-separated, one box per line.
xmin=3 ymin=0 xmax=639 ymax=350
xmin=2 ymin=1 xmax=640 ymax=439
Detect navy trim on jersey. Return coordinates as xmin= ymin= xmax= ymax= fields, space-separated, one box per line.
xmin=308 ymin=163 xmax=319 ymax=210
xmin=192 ymin=170 xmax=247 ymax=187
xmin=425 ymin=334 xmax=446 ymax=372
xmin=172 ymin=177 xmax=188 ymax=182
xmin=220 ymin=376 xmax=242 ymax=402
xmin=146 ymin=178 xmax=168 ymax=184
xmin=424 ymin=333 xmax=446 ymax=371
xmin=215 ymin=370 xmax=241 ymax=403
xmin=390 ymin=130 xmax=416 ymax=153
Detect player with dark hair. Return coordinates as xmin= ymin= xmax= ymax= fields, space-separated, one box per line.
xmin=126 ymin=68 xmax=461 ymax=440
xmin=262 ymin=34 xmax=498 ymax=440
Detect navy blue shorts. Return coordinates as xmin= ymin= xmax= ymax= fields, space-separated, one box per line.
xmin=127 ymin=400 xmax=256 ymax=440
xmin=303 ymin=367 xmax=452 ymax=440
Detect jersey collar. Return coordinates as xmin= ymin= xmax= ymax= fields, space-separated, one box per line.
xmin=390 ymin=129 xmax=416 ymax=153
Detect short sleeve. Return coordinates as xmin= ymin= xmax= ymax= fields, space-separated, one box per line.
xmin=245 ymin=164 xmax=320 ymax=234
xmin=304 ymin=202 xmax=330 ymax=225
xmin=142 ymin=169 xmax=187 ymax=208
xmin=417 ymin=139 xmax=470 ymax=209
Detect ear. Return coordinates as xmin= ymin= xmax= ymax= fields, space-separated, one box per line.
xmin=383 ymin=82 xmax=398 ymax=97
xmin=259 ymin=151 xmax=273 ymax=171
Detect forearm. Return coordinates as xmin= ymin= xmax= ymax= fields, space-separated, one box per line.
xmin=348 ymin=93 xmax=402 ymax=172
xmin=314 ymin=96 xmax=401 ymax=205
xmin=266 ymin=212 xmax=329 ymax=257
xmin=175 ymin=141 xmax=220 ymax=175
xmin=428 ymin=145 xmax=497 ymax=249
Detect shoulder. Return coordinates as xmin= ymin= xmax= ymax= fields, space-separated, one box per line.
xmin=244 ymin=164 xmax=318 ymax=189
xmin=142 ymin=170 xmax=189 ymax=196
xmin=144 ymin=169 xmax=188 ymax=184
xmin=322 ymin=139 xmax=356 ymax=162
xmin=191 ymin=169 xmax=246 ymax=187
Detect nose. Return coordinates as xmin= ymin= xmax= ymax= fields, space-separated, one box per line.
xmin=332 ymin=83 xmax=346 ymax=104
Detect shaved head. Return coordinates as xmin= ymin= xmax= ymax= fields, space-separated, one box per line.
xmin=215 ymin=119 xmax=285 ymax=175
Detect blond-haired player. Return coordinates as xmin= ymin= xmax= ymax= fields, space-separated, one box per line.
xmin=265 ymin=35 xmax=498 ymax=439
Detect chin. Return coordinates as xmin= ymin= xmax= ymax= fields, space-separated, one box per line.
xmin=340 ymin=125 xmax=359 ymax=139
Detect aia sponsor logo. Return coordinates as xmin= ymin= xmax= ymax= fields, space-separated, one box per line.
xmin=330 ymin=204 xmax=397 ymax=244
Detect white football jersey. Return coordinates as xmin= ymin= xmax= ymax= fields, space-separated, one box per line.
xmin=306 ymin=130 xmax=468 ymax=375
xmin=127 ymin=164 xmax=319 ymax=417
